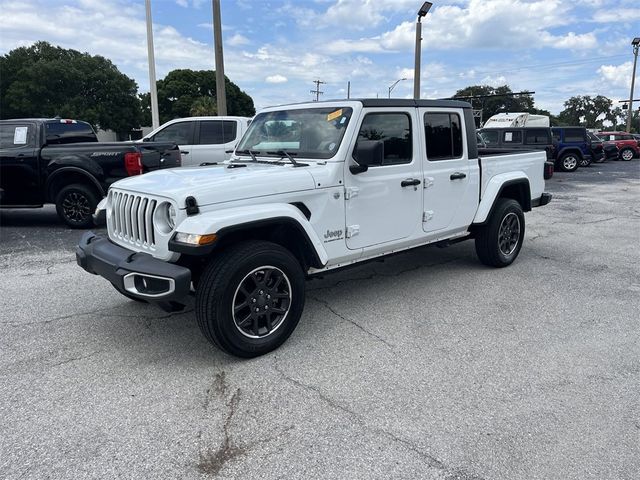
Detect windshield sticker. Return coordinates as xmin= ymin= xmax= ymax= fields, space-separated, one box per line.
xmin=13 ymin=126 xmax=28 ymax=145
xmin=327 ymin=109 xmax=343 ymax=122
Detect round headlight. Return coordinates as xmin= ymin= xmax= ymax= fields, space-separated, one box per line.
xmin=167 ymin=204 xmax=176 ymax=230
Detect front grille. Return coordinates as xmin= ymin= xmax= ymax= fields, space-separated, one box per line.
xmin=109 ymin=190 xmax=157 ymax=248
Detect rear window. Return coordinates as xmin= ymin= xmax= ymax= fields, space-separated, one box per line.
xmin=0 ymin=124 xmax=36 ymax=148
xmin=479 ymin=130 xmax=499 ymax=146
xmin=198 ymin=120 xmax=237 ymax=145
xmin=424 ymin=112 xmax=463 ymax=160
xmin=563 ymin=129 xmax=585 ymax=143
xmin=46 ymin=121 xmax=97 ymax=144
xmin=525 ymin=129 xmax=551 ymax=144
xmin=502 ymin=130 xmax=522 ymax=144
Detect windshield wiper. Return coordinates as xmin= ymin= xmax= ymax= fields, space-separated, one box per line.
xmin=266 ymin=150 xmax=308 ymax=167
xmin=234 ymin=149 xmax=259 ymax=162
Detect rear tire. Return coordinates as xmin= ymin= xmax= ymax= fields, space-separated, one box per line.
xmin=195 ymin=241 xmax=305 ymax=358
xmin=55 ymin=183 xmax=98 ymax=229
xmin=475 ymin=198 xmax=525 ymax=268
xmin=578 ymin=156 xmax=592 ymax=167
xmin=620 ymin=148 xmax=634 ymax=161
xmin=558 ymin=153 xmax=579 ymax=172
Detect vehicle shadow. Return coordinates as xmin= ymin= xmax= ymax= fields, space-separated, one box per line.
xmin=0 ymin=205 xmax=66 ymax=228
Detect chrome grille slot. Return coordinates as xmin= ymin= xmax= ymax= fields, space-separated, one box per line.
xmin=109 ymin=190 xmax=159 ymax=250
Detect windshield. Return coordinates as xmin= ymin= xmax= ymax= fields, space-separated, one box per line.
xmin=236 ymin=107 xmax=353 ymax=159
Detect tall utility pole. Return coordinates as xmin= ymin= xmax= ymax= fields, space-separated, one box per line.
xmin=413 ymin=2 xmax=432 ymax=99
xmin=310 ymin=80 xmax=325 ymax=102
xmin=212 ymin=0 xmax=227 ymax=116
xmin=626 ymin=37 xmax=639 ymax=132
xmin=145 ymin=0 xmax=160 ymax=130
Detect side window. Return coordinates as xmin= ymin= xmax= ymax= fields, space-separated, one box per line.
xmin=525 ymin=129 xmax=551 ymax=144
xmin=152 ymin=122 xmax=192 ymax=144
xmin=564 ymin=129 xmax=585 ymax=142
xmin=479 ymin=130 xmax=499 ymax=146
xmin=199 ymin=120 xmax=238 ymax=145
xmin=552 ymin=129 xmax=561 ymax=142
xmin=0 ymin=125 xmax=34 ymax=148
xmin=502 ymin=130 xmax=522 ymax=144
xmin=356 ymin=113 xmax=412 ymax=166
xmin=622 ymin=134 xmax=633 ymax=141
xmin=424 ymin=112 xmax=463 ymax=160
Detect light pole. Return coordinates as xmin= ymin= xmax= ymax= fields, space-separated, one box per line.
xmin=626 ymin=37 xmax=639 ymax=132
xmin=388 ymin=78 xmax=407 ymax=98
xmin=413 ymin=2 xmax=432 ymax=99
xmin=212 ymin=0 xmax=227 ymax=116
xmin=145 ymin=0 xmax=160 ymax=130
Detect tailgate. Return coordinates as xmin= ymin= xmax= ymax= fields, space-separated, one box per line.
xmin=138 ymin=142 xmax=182 ymax=171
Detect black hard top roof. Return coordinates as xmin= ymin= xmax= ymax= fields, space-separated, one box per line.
xmin=269 ymin=98 xmax=472 ymax=110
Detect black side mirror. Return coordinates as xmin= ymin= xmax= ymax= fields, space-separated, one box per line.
xmin=142 ymin=137 xmax=152 ymax=142
xmin=350 ymin=140 xmax=383 ymax=174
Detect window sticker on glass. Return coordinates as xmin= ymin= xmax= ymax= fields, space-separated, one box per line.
xmin=327 ymin=109 xmax=343 ymax=122
xmin=505 ymin=132 xmax=513 ymax=142
xmin=14 ymin=126 xmax=28 ymax=145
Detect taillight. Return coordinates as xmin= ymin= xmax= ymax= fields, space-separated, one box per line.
xmin=544 ymin=161 xmax=554 ymax=180
xmin=124 ymin=152 xmax=143 ymax=176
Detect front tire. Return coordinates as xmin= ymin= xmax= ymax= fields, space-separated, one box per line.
xmin=475 ymin=198 xmax=525 ymax=268
xmin=558 ymin=153 xmax=579 ymax=172
xmin=55 ymin=184 xmax=98 ymax=228
xmin=620 ymin=148 xmax=634 ymax=161
xmin=195 ymin=241 xmax=305 ymax=358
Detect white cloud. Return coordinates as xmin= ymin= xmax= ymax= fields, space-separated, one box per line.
xmin=227 ymin=34 xmax=250 ymax=46
xmin=265 ymin=74 xmax=288 ymax=84
xmin=598 ymin=62 xmax=633 ymax=89
xmin=591 ymin=8 xmax=640 ymax=23
xmin=176 ymin=0 xmax=188 ymax=7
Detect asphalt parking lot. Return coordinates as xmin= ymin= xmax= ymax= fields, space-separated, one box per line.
xmin=1 ymin=161 xmax=639 ymax=480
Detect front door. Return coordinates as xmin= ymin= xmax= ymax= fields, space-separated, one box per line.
xmin=344 ymin=109 xmax=422 ymax=250
xmin=0 ymin=122 xmax=40 ymax=205
xmin=419 ymin=109 xmax=475 ymax=234
xmin=150 ymin=120 xmax=195 ymax=166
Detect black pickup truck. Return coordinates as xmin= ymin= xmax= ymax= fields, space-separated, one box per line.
xmin=0 ymin=118 xmax=181 ymax=227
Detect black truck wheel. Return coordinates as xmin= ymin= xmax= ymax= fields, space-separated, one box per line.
xmin=475 ymin=198 xmax=525 ymax=268
xmin=196 ymin=240 xmax=305 ymax=358
xmin=55 ymin=184 xmax=98 ymax=228
xmin=578 ymin=156 xmax=592 ymax=167
xmin=558 ymin=153 xmax=579 ymax=172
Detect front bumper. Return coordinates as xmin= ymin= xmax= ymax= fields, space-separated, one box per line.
xmin=76 ymin=232 xmax=191 ymax=311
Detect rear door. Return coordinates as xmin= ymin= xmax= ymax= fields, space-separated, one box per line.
xmin=344 ymin=109 xmax=422 ymax=249
xmin=149 ymin=120 xmax=195 ymax=166
xmin=420 ymin=109 xmax=477 ymax=234
xmin=0 ymin=122 xmax=41 ymax=205
xmin=190 ymin=120 xmax=239 ymax=165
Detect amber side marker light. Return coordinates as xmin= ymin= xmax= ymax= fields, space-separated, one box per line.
xmin=174 ymin=233 xmax=217 ymax=246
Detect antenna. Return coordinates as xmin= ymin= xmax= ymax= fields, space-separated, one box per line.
xmin=310 ymin=79 xmax=326 ymax=102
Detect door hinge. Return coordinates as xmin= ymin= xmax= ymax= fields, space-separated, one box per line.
xmin=344 ymin=186 xmax=359 ymax=200
xmin=423 ymin=176 xmax=434 ymax=189
xmin=422 ymin=211 xmax=434 ymax=222
xmin=346 ymin=225 xmax=360 ymax=238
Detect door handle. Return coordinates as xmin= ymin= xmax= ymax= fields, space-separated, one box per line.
xmin=180 ymin=150 xmax=190 ymax=155
xmin=401 ymin=178 xmax=421 ymax=187
xmin=450 ymin=172 xmax=466 ymax=180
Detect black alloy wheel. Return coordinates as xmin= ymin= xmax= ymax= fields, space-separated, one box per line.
xmin=497 ymin=213 xmax=521 ymax=257
xmin=232 ymin=266 xmax=292 ymax=338
xmin=55 ymin=184 xmax=98 ymax=229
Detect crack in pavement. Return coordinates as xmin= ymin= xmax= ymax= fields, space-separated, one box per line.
xmin=197 ymin=371 xmax=246 ymax=477
xmin=48 ymin=349 xmax=104 ymax=368
xmin=272 ymin=357 xmax=485 ymax=479
xmin=308 ymin=295 xmax=394 ymax=349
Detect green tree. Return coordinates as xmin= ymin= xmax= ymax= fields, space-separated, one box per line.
xmin=147 ymin=69 xmax=255 ymax=124
xmin=0 ymin=41 xmax=141 ymax=134
xmin=556 ymin=95 xmax=613 ymax=128
xmin=453 ymin=85 xmax=535 ymax=126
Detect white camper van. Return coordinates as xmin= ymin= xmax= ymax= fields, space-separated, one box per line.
xmin=483 ymin=113 xmax=550 ymax=128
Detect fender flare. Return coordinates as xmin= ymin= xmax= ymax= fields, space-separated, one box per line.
xmin=170 ymin=203 xmax=329 ymax=267
xmin=45 ymin=166 xmax=105 ymax=201
xmin=473 ymin=174 xmax=530 ymax=224
xmin=556 ymin=147 xmax=584 ymax=160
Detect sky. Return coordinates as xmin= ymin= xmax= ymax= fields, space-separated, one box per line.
xmin=1 ymin=0 xmax=639 ymax=114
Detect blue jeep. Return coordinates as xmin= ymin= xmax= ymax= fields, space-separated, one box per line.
xmin=551 ymin=127 xmax=591 ymax=172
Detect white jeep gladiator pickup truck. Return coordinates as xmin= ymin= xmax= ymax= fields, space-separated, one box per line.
xmin=77 ymin=99 xmax=552 ymax=357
